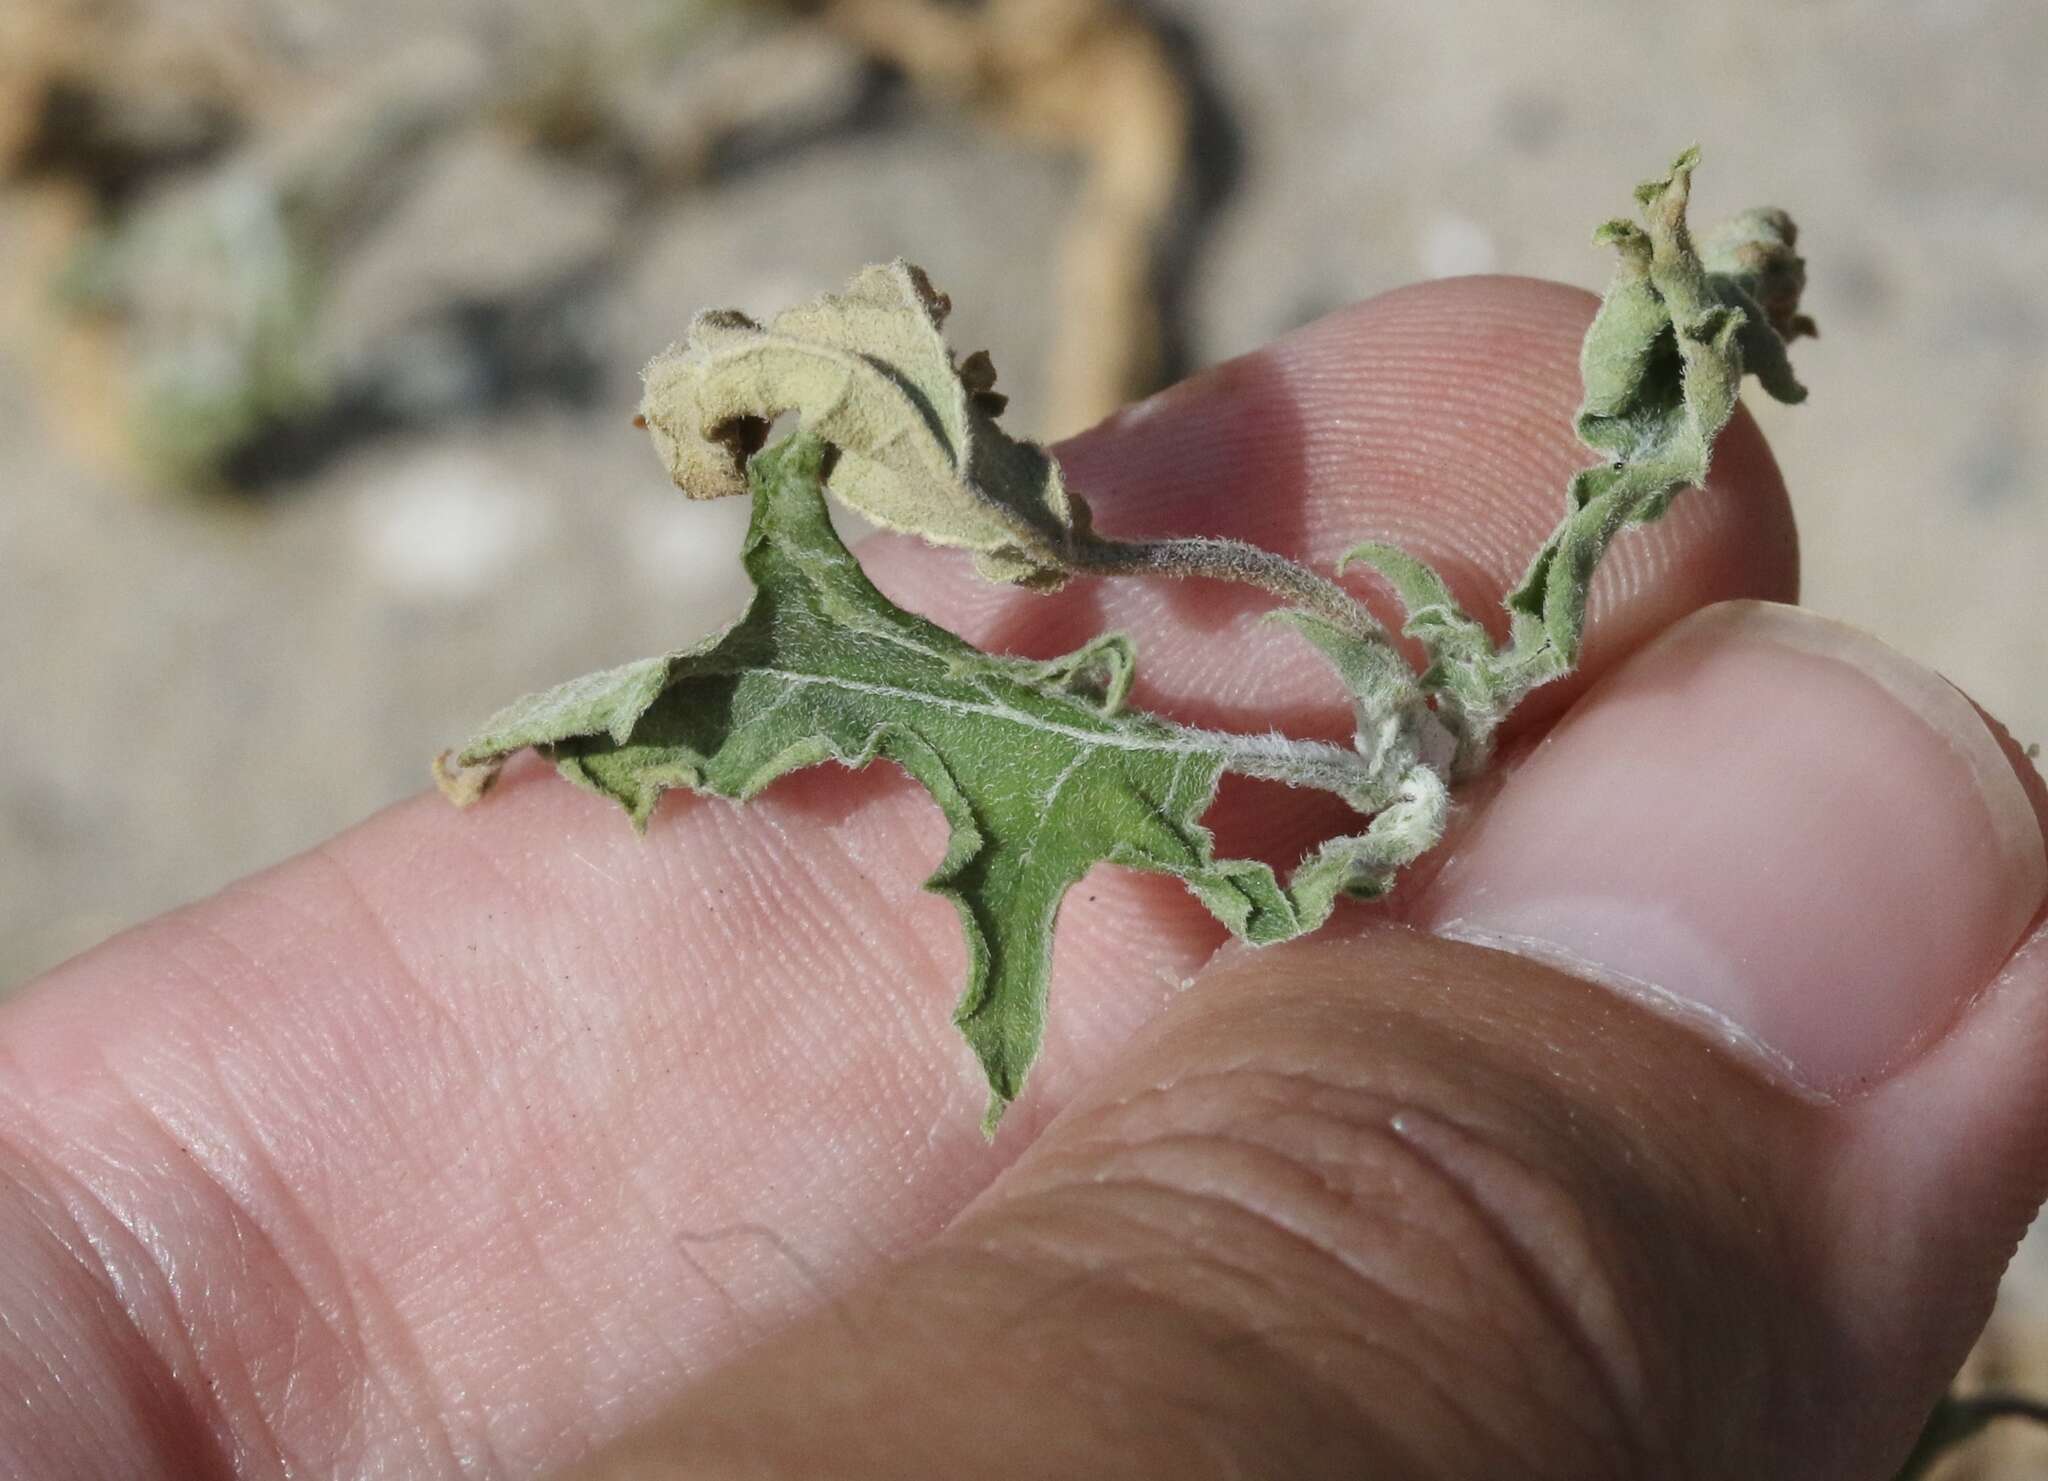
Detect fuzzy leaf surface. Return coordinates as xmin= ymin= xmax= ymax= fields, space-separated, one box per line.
xmin=637 ymin=261 xmax=1087 ymax=588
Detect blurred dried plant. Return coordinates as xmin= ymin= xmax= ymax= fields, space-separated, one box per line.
xmin=1 ymin=0 xmax=284 ymax=474
xmin=0 ymin=0 xmax=1211 ymax=490
xmin=813 ymin=0 xmax=1194 ymax=436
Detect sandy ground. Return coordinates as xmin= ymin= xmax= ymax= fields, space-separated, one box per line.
xmin=2 ymin=1 xmax=2045 ymax=1470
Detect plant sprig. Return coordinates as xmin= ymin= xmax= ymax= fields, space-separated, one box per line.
xmin=437 ymin=149 xmax=1811 ymax=1127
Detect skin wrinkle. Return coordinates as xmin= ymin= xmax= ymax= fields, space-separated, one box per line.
xmin=90 ymin=863 xmax=565 ymax=1475
xmin=157 ymin=886 xmax=549 ymax=1476
xmin=245 ymin=847 xmax=496 ymax=1152
xmin=142 ymin=1061 xmax=373 ymax=1475
xmin=761 ymin=791 xmax=946 ymax=993
xmin=1062 ymin=1144 xmax=1505 ymax=1351
xmin=477 ymin=1182 xmax=619 ymax=1469
xmin=1211 ymin=1322 xmax=1592 ymax=1477
xmin=1209 ymin=1321 xmax=1621 ymax=1481
xmin=1078 ymin=1334 xmax=1394 ymax=1481
xmin=940 ymin=1204 xmax=1472 ymax=1479
xmin=1218 ymin=1117 xmax=1522 ymax=1329
xmin=712 ymin=794 xmax=966 ymax=1106
xmin=564 ymin=780 xmax=976 ymax=1350
xmin=179 ymin=874 xmax=487 ymax=1169
xmin=100 ymin=1032 xmax=413 ymax=1479
xmin=527 ymin=974 xmax=829 ymax=1425
xmin=3 ymin=1114 xmax=248 ymax=1478
xmin=662 ymin=1221 xmax=842 ymax=1330
xmin=1005 ymin=1243 xmax=1292 ymax=1337
xmin=716 ymin=817 xmax=941 ymax=1109
xmin=471 ymin=1106 xmax=622 ymax=1450
xmin=1385 ymin=1107 xmax=1660 ymax=1471
xmin=1559 ymin=1092 xmax=1801 ymax=1464
xmin=2 ymin=974 xmax=278 ymax=1467
xmin=998 ymin=1080 xmax=1638 ymax=1465
xmin=607 ymin=1157 xmax=769 ymax=1383
xmin=1055 ymin=1182 xmax=1609 ymax=1481
xmin=1073 ymin=1114 xmax=1638 ymax=1456
xmin=0 ymin=1115 xmax=235 ymax=1478
xmin=308 ymin=1277 xmax=446 ymax=1478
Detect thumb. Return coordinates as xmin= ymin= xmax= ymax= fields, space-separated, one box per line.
xmin=572 ymin=600 xmax=2048 ymax=1481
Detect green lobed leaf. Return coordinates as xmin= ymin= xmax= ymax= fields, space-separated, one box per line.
xmin=445 ymin=434 xmax=1441 ymax=1128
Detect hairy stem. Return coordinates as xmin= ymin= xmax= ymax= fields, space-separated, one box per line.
xmin=1072 ymin=533 xmax=1382 ymax=640
xmin=1205 ymin=730 xmax=1392 ymax=810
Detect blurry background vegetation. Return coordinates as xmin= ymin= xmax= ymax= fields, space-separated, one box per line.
xmin=2 ymin=1 xmax=2044 ymax=1471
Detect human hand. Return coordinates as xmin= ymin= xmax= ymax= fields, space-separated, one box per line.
xmin=3 ymin=276 xmax=2043 ymax=1480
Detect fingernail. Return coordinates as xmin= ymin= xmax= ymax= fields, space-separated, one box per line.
xmin=1416 ymin=601 xmax=2048 ymax=1094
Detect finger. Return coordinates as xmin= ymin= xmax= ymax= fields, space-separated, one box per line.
xmin=0 ymin=277 xmax=1796 ymax=1479
xmin=573 ymin=602 xmax=2048 ymax=1481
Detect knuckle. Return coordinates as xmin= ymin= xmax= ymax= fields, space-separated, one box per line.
xmin=0 ymin=1048 xmax=404 ymax=1478
xmin=0 ymin=1104 xmax=237 ymax=1476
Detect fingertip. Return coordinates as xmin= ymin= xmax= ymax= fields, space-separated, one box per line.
xmin=1415 ymin=600 xmax=2045 ymax=1097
